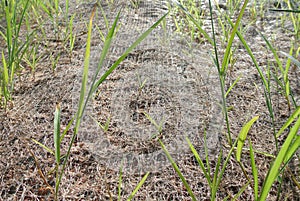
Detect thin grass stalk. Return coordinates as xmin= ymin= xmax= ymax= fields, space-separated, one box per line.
xmin=1 ymin=52 xmax=9 ymax=103
xmin=83 ymin=9 xmax=122 ymax=112
xmin=215 ymin=139 xmax=238 ymax=194
xmin=118 ymin=161 xmax=123 ymax=201
xmin=249 ymin=139 xmax=258 ymax=201
xmin=260 ymin=33 xmax=292 ymax=112
xmin=127 ymin=172 xmax=150 ymax=201
xmin=224 ymin=16 xmax=278 ymax=150
xmin=55 ymin=6 xmax=97 ymax=199
xmin=159 ymin=139 xmax=197 ymax=201
xmin=208 ymin=0 xmax=233 ymax=146
xmin=220 ymin=0 xmax=249 ymax=75
xmin=225 ymin=75 xmax=241 ymax=98
xmin=211 ymin=150 xmax=222 ymax=200
xmin=10 ymin=0 xmax=29 ymax=85
xmin=186 ymin=137 xmax=212 ymax=187
xmin=65 ymin=0 xmax=69 ymax=21
xmin=276 ymin=106 xmax=300 ymax=138
xmin=2 ymin=0 xmax=30 ymax=103
xmin=203 ymin=131 xmax=211 ymax=182
xmin=232 ymin=181 xmax=251 ymax=200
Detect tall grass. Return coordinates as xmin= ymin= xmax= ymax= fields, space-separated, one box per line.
xmin=0 ymin=0 xmax=31 ymax=108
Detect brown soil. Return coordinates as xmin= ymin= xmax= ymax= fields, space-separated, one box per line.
xmin=0 ymin=0 xmax=299 ymax=200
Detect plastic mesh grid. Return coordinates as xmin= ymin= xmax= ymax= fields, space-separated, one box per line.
xmin=72 ymin=0 xmax=223 ymax=174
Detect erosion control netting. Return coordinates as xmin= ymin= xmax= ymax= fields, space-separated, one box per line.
xmin=72 ymin=0 xmax=223 ymax=174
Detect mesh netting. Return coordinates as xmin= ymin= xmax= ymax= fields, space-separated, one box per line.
xmin=72 ymin=0 xmax=223 ymax=174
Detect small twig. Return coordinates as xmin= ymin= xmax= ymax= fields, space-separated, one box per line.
xmin=28 ymin=148 xmax=55 ymax=195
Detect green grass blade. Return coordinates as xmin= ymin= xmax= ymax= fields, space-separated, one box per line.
xmin=76 ymin=6 xmax=96 ymax=125
xmin=203 ymin=130 xmax=212 ymax=184
xmin=186 ymin=137 xmax=212 ymax=187
xmin=232 ymin=180 xmax=251 ymax=201
xmin=60 ymin=117 xmax=74 ymax=143
xmin=225 ymin=75 xmax=241 ymax=98
xmin=91 ymin=12 xmax=169 ymax=93
xmin=57 ymin=6 xmax=98 ymax=198
xmin=4 ymin=0 xmax=12 ymax=61
xmin=215 ymin=139 xmax=238 ymax=192
xmin=159 ymin=139 xmax=197 ymax=201
xmin=54 ymin=103 xmax=61 ymax=165
xmin=221 ymin=0 xmax=249 ymax=74
xmin=31 ymin=138 xmax=55 ymax=155
xmin=143 ymin=112 xmax=160 ymax=130
xmin=249 ymin=139 xmax=258 ymax=201
xmin=283 ymin=135 xmax=300 ymax=164
xmin=259 ymin=33 xmax=284 ymax=74
xmin=84 ymin=10 xmax=121 ymax=111
xmin=15 ymin=0 xmax=30 ymax=46
xmin=225 ymin=16 xmax=268 ymax=89
xmin=279 ymin=51 xmax=300 ymax=69
xmin=236 ymin=116 xmax=259 ymax=162
xmin=127 ymin=172 xmax=149 ymax=201
xmin=211 ymin=150 xmax=222 ymax=200
xmin=276 ymin=106 xmax=300 ymax=138
xmin=1 ymin=51 xmax=9 ymax=89
xmin=118 ymin=161 xmax=123 ymax=201
xmin=90 ymin=114 xmax=110 ymax=132
xmin=259 ymin=114 xmax=300 ymax=200
xmin=207 ymin=0 xmax=231 ymax=146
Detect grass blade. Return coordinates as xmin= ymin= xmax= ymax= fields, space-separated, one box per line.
xmin=215 ymin=139 xmax=238 ymax=194
xmin=225 ymin=75 xmax=241 ymax=98
xmin=186 ymin=137 xmax=212 ymax=187
xmin=225 ymin=16 xmax=268 ymax=89
xmin=118 ymin=161 xmax=123 ymax=201
xmin=57 ymin=5 xmax=98 ymax=199
xmin=84 ymin=9 xmax=121 ymax=112
xmin=159 ymin=139 xmax=197 ymax=201
xmin=127 ymin=172 xmax=149 ymax=201
xmin=236 ymin=116 xmax=259 ymax=162
xmin=259 ymin=33 xmax=284 ymax=74
xmin=259 ymin=113 xmax=300 ymax=200
xmin=232 ymin=180 xmax=251 ymax=201
xmin=276 ymin=106 xmax=300 ymax=138
xmin=60 ymin=117 xmax=74 ymax=143
xmin=54 ymin=103 xmax=61 ymax=165
xmin=249 ymin=139 xmax=258 ymax=201
xmin=211 ymin=150 xmax=222 ymax=200
xmin=283 ymin=134 xmax=300 ymax=164
xmin=31 ymin=138 xmax=55 ymax=155
xmin=91 ymin=12 xmax=169 ymax=93
xmin=221 ymin=0 xmax=249 ymax=75
xmin=280 ymin=51 xmax=300 ymax=68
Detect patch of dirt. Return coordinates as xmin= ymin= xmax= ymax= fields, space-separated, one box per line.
xmin=0 ymin=0 xmax=299 ymax=200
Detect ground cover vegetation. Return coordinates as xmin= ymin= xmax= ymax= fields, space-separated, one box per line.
xmin=0 ymin=0 xmax=299 ymax=200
